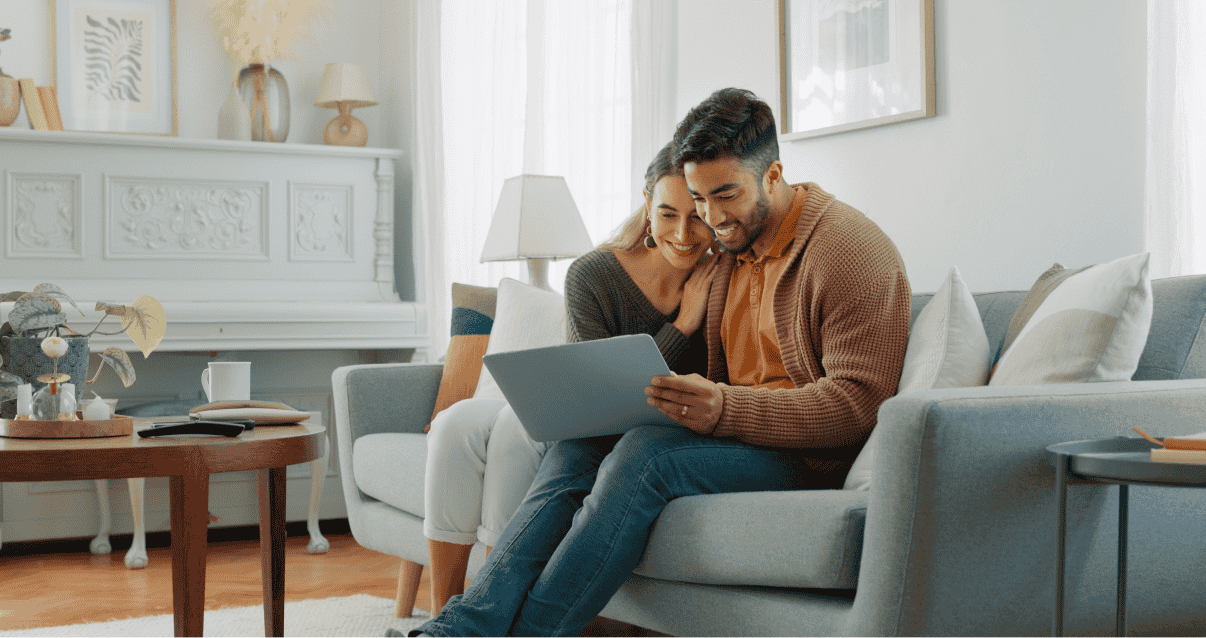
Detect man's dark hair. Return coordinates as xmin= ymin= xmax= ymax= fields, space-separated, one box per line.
xmin=672 ymin=88 xmax=779 ymax=178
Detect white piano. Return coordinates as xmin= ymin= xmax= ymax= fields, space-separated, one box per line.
xmin=0 ymin=127 xmax=425 ymax=562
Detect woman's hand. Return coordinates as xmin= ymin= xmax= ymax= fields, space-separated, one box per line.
xmin=646 ymin=373 xmax=724 ymax=434
xmin=673 ymin=252 xmax=719 ymax=337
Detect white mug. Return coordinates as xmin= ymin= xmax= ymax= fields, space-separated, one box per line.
xmin=201 ymin=362 xmax=251 ymax=403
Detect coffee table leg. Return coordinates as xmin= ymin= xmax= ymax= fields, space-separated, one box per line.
xmin=259 ymin=466 xmax=286 ymax=637
xmin=170 ymin=463 xmax=211 ymax=638
xmin=1053 ymin=452 xmax=1069 ymax=637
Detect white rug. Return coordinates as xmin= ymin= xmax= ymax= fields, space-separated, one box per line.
xmin=0 ymin=594 xmax=429 ymax=637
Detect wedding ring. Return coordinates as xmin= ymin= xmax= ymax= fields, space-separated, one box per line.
xmin=681 ymin=405 xmax=688 ymax=417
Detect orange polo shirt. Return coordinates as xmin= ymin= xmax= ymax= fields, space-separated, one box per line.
xmin=721 ymin=185 xmax=807 ymax=390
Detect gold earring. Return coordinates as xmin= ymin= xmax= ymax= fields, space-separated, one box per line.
xmin=645 ymin=235 xmax=656 ymax=249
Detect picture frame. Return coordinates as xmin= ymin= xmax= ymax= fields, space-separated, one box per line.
xmin=51 ymin=0 xmax=177 ymax=136
xmin=778 ymin=0 xmax=935 ymax=141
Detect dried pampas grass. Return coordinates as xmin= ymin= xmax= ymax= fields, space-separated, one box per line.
xmin=208 ymin=0 xmax=335 ymax=65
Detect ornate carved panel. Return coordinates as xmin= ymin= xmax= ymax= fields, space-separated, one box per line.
xmin=289 ymin=182 xmax=353 ymax=262
xmin=105 ymin=177 xmax=269 ymax=260
xmin=6 ymin=172 xmax=83 ymax=259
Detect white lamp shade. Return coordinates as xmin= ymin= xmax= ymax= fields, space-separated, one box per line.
xmin=480 ymin=175 xmax=595 ymax=262
xmin=314 ymin=62 xmax=378 ymax=109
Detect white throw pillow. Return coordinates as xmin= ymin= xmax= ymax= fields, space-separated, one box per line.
xmin=844 ymin=266 xmax=990 ymax=491
xmin=989 ymin=252 xmax=1153 ymax=386
xmin=473 ymin=278 xmax=569 ymax=400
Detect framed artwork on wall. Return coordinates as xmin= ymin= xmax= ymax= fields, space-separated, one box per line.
xmin=51 ymin=0 xmax=177 ymax=136
xmin=778 ymin=0 xmax=935 ymax=141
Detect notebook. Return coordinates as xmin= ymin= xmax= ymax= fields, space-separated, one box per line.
xmin=481 ymin=333 xmax=680 ymax=442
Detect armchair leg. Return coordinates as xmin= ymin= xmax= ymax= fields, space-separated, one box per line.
xmin=428 ymin=539 xmax=473 ymax=617
xmin=395 ymin=559 xmax=424 ymax=618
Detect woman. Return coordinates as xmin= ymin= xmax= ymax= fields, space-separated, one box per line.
xmin=420 ymin=141 xmax=717 ymax=616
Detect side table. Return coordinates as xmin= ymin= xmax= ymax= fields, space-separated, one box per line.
xmin=0 ymin=419 xmax=325 ymax=636
xmin=0 ymin=413 xmax=331 ymax=566
xmin=1047 ymin=437 xmax=1206 ymax=637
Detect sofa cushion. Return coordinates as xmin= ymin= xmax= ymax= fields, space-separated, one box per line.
xmin=846 ymin=266 xmax=989 ymax=491
xmin=352 ymin=432 xmax=427 ymax=517
xmin=1134 ymin=274 xmax=1206 ymax=380
xmin=990 ymin=253 xmax=1153 ymax=385
xmin=473 ymin=277 xmax=568 ymax=401
xmin=632 ymin=489 xmax=868 ymax=589
xmin=427 ymin=283 xmax=498 ymax=433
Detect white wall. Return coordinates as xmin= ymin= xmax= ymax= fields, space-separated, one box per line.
xmin=676 ymin=0 xmax=1147 ymax=294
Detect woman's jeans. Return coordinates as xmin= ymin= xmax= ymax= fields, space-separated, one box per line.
xmin=414 ymin=425 xmax=817 ymax=637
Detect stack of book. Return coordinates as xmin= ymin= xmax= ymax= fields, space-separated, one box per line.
xmin=1148 ymin=431 xmax=1206 ymax=464
xmin=17 ymin=78 xmax=63 ymax=131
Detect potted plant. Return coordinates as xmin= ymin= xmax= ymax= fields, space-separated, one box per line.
xmin=0 ymin=284 xmax=166 ymax=414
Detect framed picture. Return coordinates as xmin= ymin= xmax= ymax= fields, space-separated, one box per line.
xmin=51 ymin=0 xmax=177 ymax=136
xmin=778 ymin=0 xmax=935 ymax=141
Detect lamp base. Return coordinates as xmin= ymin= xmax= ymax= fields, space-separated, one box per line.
xmin=527 ymin=258 xmax=552 ymax=291
xmin=324 ymin=111 xmax=367 ymax=147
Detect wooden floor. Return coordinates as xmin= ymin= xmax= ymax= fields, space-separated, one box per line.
xmin=0 ymin=525 xmax=660 ymax=636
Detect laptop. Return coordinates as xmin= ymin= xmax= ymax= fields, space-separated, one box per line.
xmin=481 ymin=334 xmax=680 ymax=442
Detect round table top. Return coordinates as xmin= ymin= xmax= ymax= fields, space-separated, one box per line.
xmin=0 ymin=418 xmax=325 ymax=482
xmin=1047 ymin=437 xmax=1206 ymax=487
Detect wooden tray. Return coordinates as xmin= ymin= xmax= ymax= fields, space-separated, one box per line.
xmin=0 ymin=414 xmax=134 ymax=439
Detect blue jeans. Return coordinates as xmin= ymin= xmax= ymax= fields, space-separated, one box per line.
xmin=413 ymin=425 xmax=818 ymax=637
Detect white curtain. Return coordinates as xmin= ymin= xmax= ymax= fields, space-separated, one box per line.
xmin=415 ymin=0 xmax=677 ymax=359
xmin=1145 ymin=0 xmax=1206 ymax=279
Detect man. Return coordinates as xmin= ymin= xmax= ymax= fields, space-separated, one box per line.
xmin=408 ymin=88 xmax=910 ymax=637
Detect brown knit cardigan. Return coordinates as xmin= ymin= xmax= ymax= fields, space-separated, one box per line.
xmin=703 ymin=183 xmax=911 ymax=470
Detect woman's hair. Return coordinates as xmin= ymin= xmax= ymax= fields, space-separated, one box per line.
xmin=598 ymin=142 xmax=682 ymax=252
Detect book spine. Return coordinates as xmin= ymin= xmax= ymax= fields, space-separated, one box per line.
xmin=1151 ymin=448 xmax=1206 ymax=465
xmin=19 ymin=78 xmax=49 ymax=131
xmin=37 ymin=86 xmax=63 ymax=131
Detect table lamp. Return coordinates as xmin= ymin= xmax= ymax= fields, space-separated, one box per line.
xmin=314 ymin=62 xmax=377 ymax=147
xmin=480 ymin=174 xmax=594 ymax=290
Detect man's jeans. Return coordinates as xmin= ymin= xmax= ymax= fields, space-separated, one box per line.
xmin=413 ymin=425 xmax=817 ymax=637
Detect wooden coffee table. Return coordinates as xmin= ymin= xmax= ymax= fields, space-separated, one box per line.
xmin=0 ymin=419 xmax=325 ymax=637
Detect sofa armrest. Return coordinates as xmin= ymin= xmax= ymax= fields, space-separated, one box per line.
xmin=852 ymin=379 xmax=1206 ymax=637
xmin=332 ymin=362 xmax=444 ymax=440
xmin=331 ymin=362 xmax=443 ymax=519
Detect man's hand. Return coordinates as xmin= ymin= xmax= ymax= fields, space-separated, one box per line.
xmin=646 ymin=373 xmax=723 ymax=434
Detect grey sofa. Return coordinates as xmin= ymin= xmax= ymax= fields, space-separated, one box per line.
xmin=332 ymin=274 xmax=1206 ymax=636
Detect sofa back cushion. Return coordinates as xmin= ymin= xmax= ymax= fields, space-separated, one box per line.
xmin=909 ymin=274 xmax=1206 ymax=382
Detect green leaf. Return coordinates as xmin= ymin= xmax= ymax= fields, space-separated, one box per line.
xmin=33 ymin=283 xmax=84 ymax=317
xmin=98 ymin=346 xmax=137 ymax=387
xmin=8 ymin=293 xmax=65 ymax=336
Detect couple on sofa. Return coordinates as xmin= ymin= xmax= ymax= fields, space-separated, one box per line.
xmin=409 ymin=88 xmax=912 ymax=637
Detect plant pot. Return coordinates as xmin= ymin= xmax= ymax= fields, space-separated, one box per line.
xmin=1 ymin=335 xmax=90 ymax=394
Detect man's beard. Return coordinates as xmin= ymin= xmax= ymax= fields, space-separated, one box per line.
xmin=716 ymin=193 xmax=771 ymax=254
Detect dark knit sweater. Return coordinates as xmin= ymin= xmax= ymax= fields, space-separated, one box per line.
xmin=564 ymin=248 xmax=708 ymax=376
xmin=704 ymin=183 xmax=911 ymax=468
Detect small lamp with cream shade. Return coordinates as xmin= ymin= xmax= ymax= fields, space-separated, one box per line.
xmin=480 ymin=174 xmax=594 ymax=290
xmin=314 ymin=62 xmax=377 ymax=146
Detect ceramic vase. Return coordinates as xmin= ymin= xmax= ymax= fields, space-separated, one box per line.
xmin=217 ymin=79 xmax=252 ymax=140
xmin=0 ymin=75 xmax=20 ymax=127
xmin=237 ymin=63 xmax=290 ymax=143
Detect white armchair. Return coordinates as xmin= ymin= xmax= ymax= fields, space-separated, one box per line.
xmin=331 ymin=361 xmax=491 ymax=617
